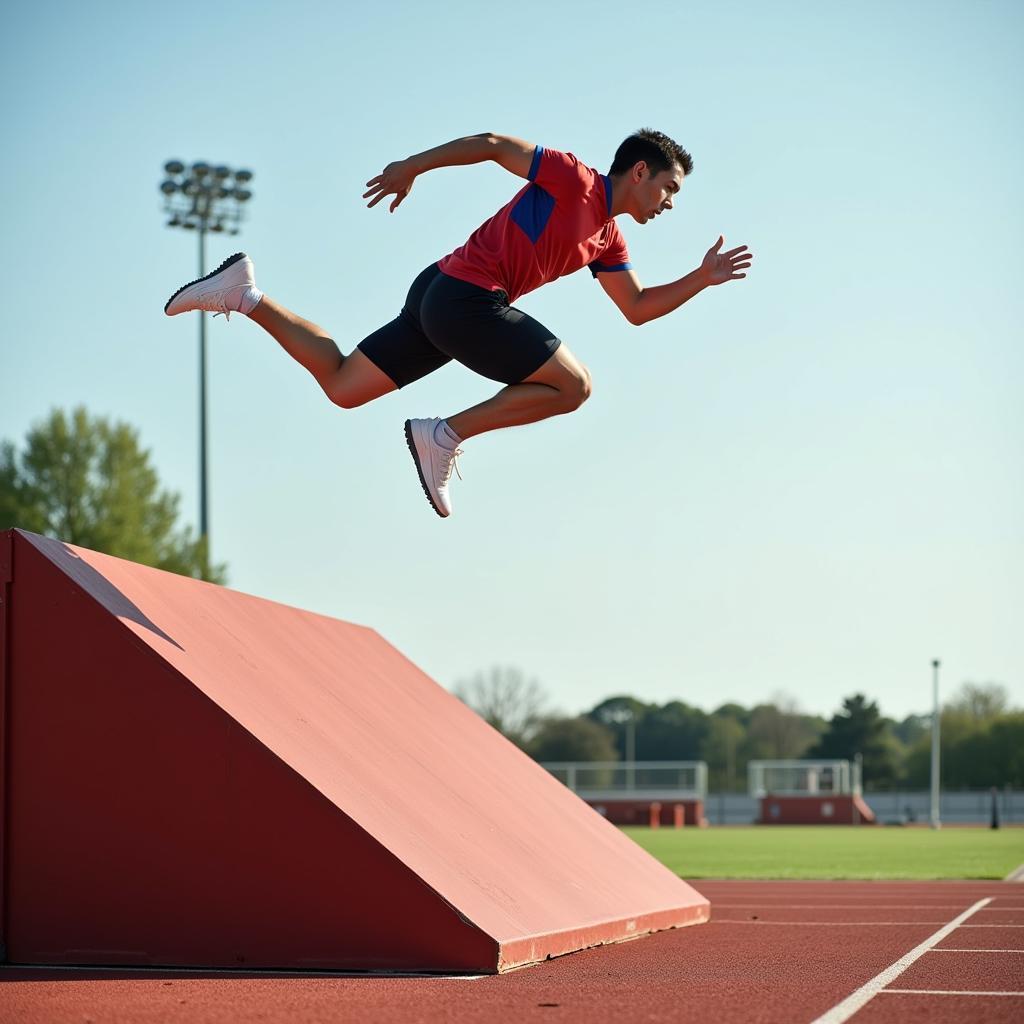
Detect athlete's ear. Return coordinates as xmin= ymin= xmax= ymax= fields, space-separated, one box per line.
xmin=632 ymin=160 xmax=648 ymax=183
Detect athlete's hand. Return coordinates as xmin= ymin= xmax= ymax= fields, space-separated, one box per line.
xmin=701 ymin=236 xmax=753 ymax=285
xmin=363 ymin=159 xmax=417 ymax=213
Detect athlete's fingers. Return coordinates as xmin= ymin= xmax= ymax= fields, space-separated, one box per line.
xmin=366 ymin=191 xmax=389 ymax=209
xmin=733 ymin=261 xmax=752 ymax=270
xmin=365 ymin=175 xmax=383 ymax=188
xmin=724 ymin=245 xmax=749 ymax=258
xmin=730 ymin=273 xmax=747 ymax=279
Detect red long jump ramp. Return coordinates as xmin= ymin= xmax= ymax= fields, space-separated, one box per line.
xmin=0 ymin=529 xmax=708 ymax=974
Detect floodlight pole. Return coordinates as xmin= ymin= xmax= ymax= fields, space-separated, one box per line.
xmin=930 ymin=658 xmax=941 ymax=830
xmin=159 ymin=160 xmax=254 ymax=571
xmin=198 ymin=227 xmax=208 ymax=543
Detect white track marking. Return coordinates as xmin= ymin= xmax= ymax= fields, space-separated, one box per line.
xmin=882 ymin=989 xmax=1024 ymax=996
xmin=716 ymin=920 xmax=951 ymax=926
xmin=807 ymin=898 xmax=992 ymax=1024
xmin=1003 ymin=864 xmax=1024 ymax=882
xmin=928 ymin=948 xmax=1024 ymax=953
xmin=713 ymin=903 xmax=973 ymax=910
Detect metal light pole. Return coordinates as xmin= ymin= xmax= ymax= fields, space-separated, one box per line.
xmin=626 ymin=712 xmax=636 ymax=790
xmin=159 ymin=160 xmax=254 ymax=562
xmin=930 ymin=658 xmax=941 ymax=830
xmin=607 ymin=707 xmax=638 ymax=790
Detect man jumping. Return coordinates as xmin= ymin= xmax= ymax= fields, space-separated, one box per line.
xmin=164 ymin=130 xmax=753 ymax=517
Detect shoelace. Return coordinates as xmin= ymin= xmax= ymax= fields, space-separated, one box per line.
xmin=210 ymin=293 xmax=232 ymax=320
xmin=199 ymin=287 xmax=235 ymax=320
xmin=441 ymin=446 xmax=464 ymax=485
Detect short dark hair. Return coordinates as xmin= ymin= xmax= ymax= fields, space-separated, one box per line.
xmin=609 ymin=129 xmax=693 ymax=178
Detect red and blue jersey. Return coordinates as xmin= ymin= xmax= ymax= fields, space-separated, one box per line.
xmin=438 ymin=146 xmax=632 ymax=304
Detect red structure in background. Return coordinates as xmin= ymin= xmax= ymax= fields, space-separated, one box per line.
xmin=588 ymin=799 xmax=706 ymax=827
xmin=0 ymin=530 xmax=708 ymax=974
xmin=758 ymin=794 xmax=877 ymax=825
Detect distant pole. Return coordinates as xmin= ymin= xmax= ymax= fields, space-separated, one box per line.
xmin=930 ymin=659 xmax=941 ymax=830
xmin=990 ymin=787 xmax=1000 ymax=830
xmin=159 ymin=160 xmax=254 ymax=567
xmin=198 ymin=227 xmax=208 ymax=541
xmin=626 ymin=713 xmax=636 ymax=791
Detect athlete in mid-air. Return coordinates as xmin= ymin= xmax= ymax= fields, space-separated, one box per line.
xmin=165 ymin=130 xmax=753 ymax=517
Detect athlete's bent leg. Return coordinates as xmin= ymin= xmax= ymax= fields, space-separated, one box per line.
xmin=445 ymin=344 xmax=592 ymax=441
xmin=247 ymin=296 xmax=398 ymax=408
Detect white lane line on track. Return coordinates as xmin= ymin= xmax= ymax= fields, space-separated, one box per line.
xmin=807 ymin=897 xmax=992 ymax=1024
xmin=713 ymin=904 xmax=978 ymax=910
xmin=1003 ymin=863 xmax=1024 ymax=882
xmin=928 ymin=948 xmax=1024 ymax=953
xmin=716 ymin=920 xmax=950 ymax=926
xmin=882 ymin=989 xmax=1024 ymax=997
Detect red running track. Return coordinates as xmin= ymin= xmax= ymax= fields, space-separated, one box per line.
xmin=2 ymin=881 xmax=1022 ymax=1023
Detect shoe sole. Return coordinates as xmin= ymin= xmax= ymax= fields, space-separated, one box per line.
xmin=404 ymin=420 xmax=448 ymax=518
xmin=164 ymin=252 xmax=248 ymax=314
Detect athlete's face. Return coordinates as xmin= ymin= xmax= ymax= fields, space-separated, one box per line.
xmin=631 ymin=162 xmax=684 ymax=224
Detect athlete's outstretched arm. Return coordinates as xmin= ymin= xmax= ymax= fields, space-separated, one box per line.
xmin=363 ymin=133 xmax=536 ymax=212
xmin=598 ymin=237 xmax=754 ymax=326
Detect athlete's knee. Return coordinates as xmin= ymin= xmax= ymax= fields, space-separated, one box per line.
xmin=325 ymin=380 xmax=372 ymax=410
xmin=561 ymin=367 xmax=592 ymax=411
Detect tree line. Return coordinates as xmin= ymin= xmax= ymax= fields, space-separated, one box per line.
xmin=455 ymin=667 xmax=1023 ymax=791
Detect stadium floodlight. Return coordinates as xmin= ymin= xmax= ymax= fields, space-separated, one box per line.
xmin=158 ymin=159 xmax=255 ymax=564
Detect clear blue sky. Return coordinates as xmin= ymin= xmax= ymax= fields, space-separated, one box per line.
xmin=2 ymin=1 xmax=1021 ymax=722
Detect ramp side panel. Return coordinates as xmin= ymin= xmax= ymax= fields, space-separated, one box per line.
xmin=0 ymin=531 xmax=12 ymax=960
xmin=6 ymin=535 xmax=496 ymax=972
xmin=18 ymin=532 xmax=708 ymax=950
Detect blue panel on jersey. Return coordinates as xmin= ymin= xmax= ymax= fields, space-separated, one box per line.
xmin=510 ymin=184 xmax=556 ymax=245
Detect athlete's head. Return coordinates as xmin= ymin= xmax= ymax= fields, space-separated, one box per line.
xmin=609 ymin=129 xmax=692 ymax=225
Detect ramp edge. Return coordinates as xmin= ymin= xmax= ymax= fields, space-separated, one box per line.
xmin=496 ymin=899 xmax=710 ymax=972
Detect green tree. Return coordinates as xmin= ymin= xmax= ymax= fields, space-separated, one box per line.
xmin=809 ymin=693 xmax=899 ymax=788
xmin=947 ymin=682 xmax=1009 ymax=721
xmin=703 ymin=712 xmax=745 ymax=791
xmin=741 ymin=693 xmax=824 ymax=762
xmin=639 ymin=700 xmax=710 ymax=760
xmin=1 ymin=407 xmax=225 ymax=582
xmin=529 ymin=715 xmax=618 ymax=763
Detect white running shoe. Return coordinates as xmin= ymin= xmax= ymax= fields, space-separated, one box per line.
xmin=405 ymin=418 xmax=463 ymax=518
xmin=164 ymin=252 xmax=260 ymax=320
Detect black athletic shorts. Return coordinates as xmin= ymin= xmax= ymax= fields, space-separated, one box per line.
xmin=357 ymin=263 xmax=562 ymax=388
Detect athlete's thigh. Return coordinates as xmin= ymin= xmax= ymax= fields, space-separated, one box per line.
xmin=355 ymin=303 xmax=452 ymax=394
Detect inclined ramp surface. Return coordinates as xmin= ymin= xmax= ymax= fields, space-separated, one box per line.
xmin=0 ymin=529 xmax=707 ymax=972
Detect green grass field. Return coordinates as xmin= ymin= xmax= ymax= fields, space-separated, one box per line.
xmin=624 ymin=826 xmax=1024 ymax=880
